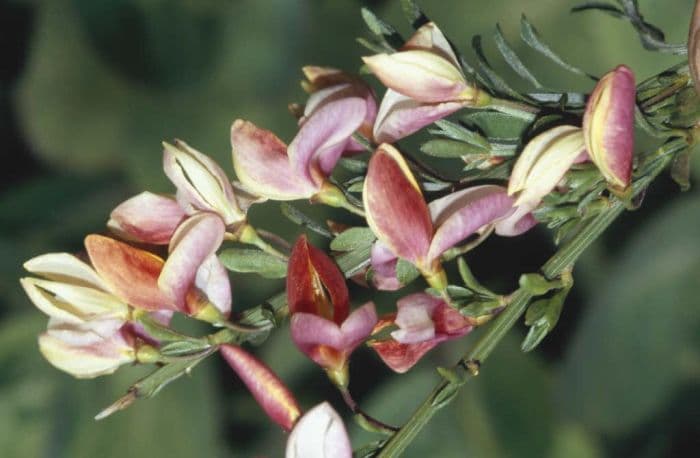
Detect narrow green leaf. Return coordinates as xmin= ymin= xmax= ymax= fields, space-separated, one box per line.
xmin=421 ymin=139 xmax=488 ymax=158
xmin=493 ymin=24 xmax=543 ymax=88
xmin=335 ymin=243 xmax=373 ymax=277
xmin=356 ymin=37 xmax=392 ymax=54
xmin=527 ymin=91 xmax=586 ymax=106
xmin=571 ymin=2 xmax=625 ymax=18
xmin=360 ymin=8 xmax=403 ymax=50
xmin=330 ymin=227 xmax=376 ymax=252
xmin=219 ymin=248 xmax=288 ymax=279
xmin=519 ymin=273 xmax=562 ymax=295
xmin=520 ymin=15 xmax=592 ymax=79
xmin=460 ymin=299 xmax=503 ymax=319
xmin=471 ymin=35 xmax=527 ymax=101
xmin=280 ymin=203 xmax=332 ymax=238
xmin=338 ymin=157 xmax=367 ymax=173
xmin=457 ymin=257 xmax=496 ymax=297
xmin=462 ymin=111 xmax=532 ymax=141
xmin=400 ymin=0 xmax=429 ymax=29
xmin=431 ymin=119 xmax=490 ymax=148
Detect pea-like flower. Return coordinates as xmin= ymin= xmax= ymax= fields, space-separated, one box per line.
xmin=364 ymin=22 xmax=490 ymax=143
xmin=287 ymin=235 xmax=377 ymax=388
xmin=508 ymin=125 xmax=588 ymax=208
xmin=369 ymin=293 xmax=474 ymax=373
xmin=363 ymin=144 xmax=534 ymax=291
xmin=582 ymin=65 xmax=636 ymax=191
xmin=231 ymin=96 xmax=367 ymax=203
xmin=220 ymin=344 xmax=301 ymax=431
xmin=300 ymin=66 xmax=377 ymax=149
xmin=20 ymin=251 xmax=161 ymax=377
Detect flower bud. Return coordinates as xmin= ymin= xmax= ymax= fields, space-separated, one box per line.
xmin=508 ymin=125 xmax=587 ymax=207
xmin=286 ymin=402 xmax=352 ymax=458
xmin=583 ymin=65 xmax=636 ymax=190
xmin=220 ymin=344 xmax=300 ymax=431
xmin=163 ymin=140 xmax=245 ymax=225
xmin=287 ymin=236 xmax=377 ymax=386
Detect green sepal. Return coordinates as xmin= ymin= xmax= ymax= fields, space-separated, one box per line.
xmin=330 ymin=227 xmax=376 ymax=252
xmin=219 ymin=248 xmax=288 ymax=279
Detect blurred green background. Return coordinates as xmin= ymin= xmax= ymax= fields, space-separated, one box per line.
xmin=1 ymin=0 xmax=698 ymax=456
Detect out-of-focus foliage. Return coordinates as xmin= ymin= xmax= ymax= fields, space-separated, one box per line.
xmin=1 ymin=0 xmax=698 ymax=457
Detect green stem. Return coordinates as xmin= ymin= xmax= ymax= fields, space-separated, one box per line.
xmin=374 ymin=151 xmax=676 ymax=457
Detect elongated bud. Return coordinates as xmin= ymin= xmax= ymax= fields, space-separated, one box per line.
xmin=583 ymin=65 xmax=635 ymax=190
xmin=690 ymin=0 xmax=700 ymax=95
xmin=220 ymin=344 xmax=300 ymax=431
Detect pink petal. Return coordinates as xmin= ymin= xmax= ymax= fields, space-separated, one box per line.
xmin=363 ymin=144 xmax=433 ymax=266
xmin=220 ymin=345 xmax=300 ymax=431
xmin=370 ymin=242 xmax=401 ymax=291
xmin=494 ymin=203 xmax=538 ymax=237
xmin=288 ymin=96 xmax=366 ymax=182
xmin=373 ymin=89 xmax=465 ymax=143
xmin=339 ymin=302 xmax=377 ymax=353
xmin=289 ymin=313 xmax=344 ymax=367
xmin=231 ymin=120 xmax=315 ymax=200
xmin=432 ymin=302 xmax=473 ymax=337
xmin=427 ymin=185 xmax=515 ymax=262
xmin=108 ymin=192 xmax=186 ymax=245
xmin=391 ymin=293 xmax=442 ymax=344
xmin=159 ymin=213 xmax=225 ymax=313
xmin=286 ymin=402 xmax=352 ymax=458
xmin=194 ymin=254 xmax=232 ymax=317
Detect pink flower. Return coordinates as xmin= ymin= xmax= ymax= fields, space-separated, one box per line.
xmin=287 ymin=235 xmax=377 ymax=387
xmin=364 ymin=22 xmax=489 ymax=143
xmin=583 ymin=65 xmax=636 ymax=190
xmin=231 ymin=96 xmax=368 ymax=202
xmin=286 ymin=402 xmax=352 ymax=458
xmin=369 ymin=293 xmax=473 ymax=373
xmin=364 ymin=144 xmax=533 ymax=290
xmin=300 ymin=66 xmax=377 ymax=149
xmin=220 ymin=344 xmax=301 ymax=431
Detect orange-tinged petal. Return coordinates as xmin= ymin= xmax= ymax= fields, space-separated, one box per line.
xmin=85 ymin=235 xmax=173 ymax=311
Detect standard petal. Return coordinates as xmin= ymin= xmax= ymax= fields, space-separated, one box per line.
xmin=289 ymin=96 xmax=366 ymax=182
xmin=363 ymin=144 xmax=433 ymax=266
xmin=582 ymin=65 xmax=635 ymax=189
xmin=391 ymin=293 xmax=442 ymax=344
xmin=108 ymin=192 xmax=186 ymax=244
xmin=285 ymin=402 xmax=352 ymax=458
xmin=287 ymin=236 xmax=349 ymax=324
xmin=23 ymin=252 xmax=105 ymax=289
xmin=373 ymin=89 xmax=464 ymax=143
xmin=339 ymin=302 xmax=377 ymax=352
xmin=362 ymin=50 xmax=468 ymax=103
xmin=159 ymin=213 xmax=225 ymax=313
xmin=231 ymin=119 xmax=315 ymax=200
xmin=427 ymin=185 xmax=515 ymax=262
xmin=220 ymin=344 xmax=301 ymax=431
xmin=85 ymin=235 xmax=172 ymax=311
xmin=194 ymin=254 xmax=232 ymax=317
